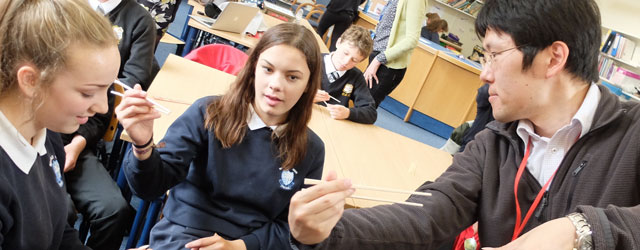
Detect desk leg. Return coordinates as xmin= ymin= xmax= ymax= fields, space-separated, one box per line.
xmin=182 ymin=27 xmax=197 ymax=57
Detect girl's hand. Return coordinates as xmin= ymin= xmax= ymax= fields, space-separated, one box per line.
xmin=185 ymin=234 xmax=247 ymax=250
xmin=114 ymin=84 xmax=160 ymax=148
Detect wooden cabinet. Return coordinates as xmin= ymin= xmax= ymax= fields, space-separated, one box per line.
xmin=385 ymin=40 xmax=483 ymax=137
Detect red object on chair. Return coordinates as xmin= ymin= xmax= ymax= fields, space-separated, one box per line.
xmin=184 ymin=44 xmax=248 ymax=76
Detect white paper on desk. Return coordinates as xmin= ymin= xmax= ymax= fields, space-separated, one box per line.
xmin=244 ymin=12 xmax=268 ymax=35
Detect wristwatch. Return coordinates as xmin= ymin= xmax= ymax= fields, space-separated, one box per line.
xmin=567 ymin=212 xmax=593 ymax=250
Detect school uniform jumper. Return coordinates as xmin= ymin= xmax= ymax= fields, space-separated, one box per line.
xmin=105 ymin=0 xmax=159 ymax=90
xmin=124 ymin=96 xmax=325 ymax=250
xmin=320 ymin=54 xmax=377 ymax=124
xmin=0 ymin=117 xmax=89 ymax=250
xmin=420 ymin=26 xmax=440 ymax=44
xmin=62 ymin=90 xmax=133 ymax=250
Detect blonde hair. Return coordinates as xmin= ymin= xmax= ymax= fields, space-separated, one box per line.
xmin=338 ymin=25 xmax=373 ymax=58
xmin=0 ymin=0 xmax=118 ymax=96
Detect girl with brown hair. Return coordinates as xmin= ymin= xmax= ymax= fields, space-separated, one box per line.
xmin=0 ymin=0 xmax=120 ymax=248
xmin=116 ymin=22 xmax=325 ymax=250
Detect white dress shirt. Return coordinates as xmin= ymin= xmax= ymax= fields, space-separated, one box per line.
xmin=324 ymin=53 xmax=346 ymax=83
xmin=88 ymin=0 xmax=121 ymax=15
xmin=516 ymin=83 xmax=601 ymax=187
xmin=0 ymin=110 xmax=48 ymax=174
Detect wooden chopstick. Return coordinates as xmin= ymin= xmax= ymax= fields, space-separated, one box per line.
xmin=329 ymin=95 xmax=341 ymax=103
xmin=351 ymin=195 xmax=423 ymax=207
xmin=110 ymin=91 xmax=170 ymax=115
xmin=152 ymin=96 xmax=192 ymax=105
xmin=113 ymin=80 xmax=171 ymax=114
xmin=304 ymin=178 xmax=431 ymax=197
xmin=304 ymin=178 xmax=430 ymax=207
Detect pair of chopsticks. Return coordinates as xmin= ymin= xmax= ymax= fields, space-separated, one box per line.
xmin=322 ymin=95 xmax=341 ymax=107
xmin=109 ymin=80 xmax=171 ymax=114
xmin=304 ymin=178 xmax=430 ymax=207
xmin=328 ymin=95 xmax=341 ymax=103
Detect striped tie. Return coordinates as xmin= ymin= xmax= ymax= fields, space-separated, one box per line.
xmin=329 ymin=71 xmax=339 ymax=82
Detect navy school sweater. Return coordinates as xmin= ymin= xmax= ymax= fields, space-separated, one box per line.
xmin=0 ymin=131 xmax=89 ymax=250
xmin=107 ymin=0 xmax=159 ymax=90
xmin=124 ymin=96 xmax=325 ymax=250
xmin=320 ymin=58 xmax=377 ymax=124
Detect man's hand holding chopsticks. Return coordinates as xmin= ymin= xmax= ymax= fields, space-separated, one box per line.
xmin=288 ymin=171 xmax=355 ymax=245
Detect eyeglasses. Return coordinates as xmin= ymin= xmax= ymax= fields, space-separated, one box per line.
xmin=480 ymin=45 xmax=527 ymax=69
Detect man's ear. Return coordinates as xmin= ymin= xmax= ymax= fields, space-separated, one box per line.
xmin=16 ymin=64 xmax=40 ymax=98
xmin=545 ymin=41 xmax=569 ymax=79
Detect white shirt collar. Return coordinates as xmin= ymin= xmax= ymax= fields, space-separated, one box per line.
xmin=247 ymin=105 xmax=286 ymax=136
xmin=0 ymin=110 xmax=47 ymax=174
xmin=89 ymin=0 xmax=121 ymax=15
xmin=324 ymin=53 xmax=346 ymax=80
xmin=517 ymin=83 xmax=601 ymax=144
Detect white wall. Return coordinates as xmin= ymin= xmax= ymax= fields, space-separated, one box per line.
xmin=426 ymin=0 xmax=482 ymax=58
xmin=596 ymin=0 xmax=640 ymax=39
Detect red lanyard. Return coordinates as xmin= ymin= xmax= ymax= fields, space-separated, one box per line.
xmin=511 ymin=140 xmax=558 ymax=241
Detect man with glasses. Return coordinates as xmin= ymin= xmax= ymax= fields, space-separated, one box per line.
xmin=287 ymin=0 xmax=640 ymax=249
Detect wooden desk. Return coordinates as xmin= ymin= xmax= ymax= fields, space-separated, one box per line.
xmin=141 ymin=54 xmax=452 ymax=207
xmin=185 ymin=0 xmax=328 ymax=53
xmin=389 ymin=39 xmax=483 ymax=131
xmin=354 ymin=11 xmax=378 ymax=30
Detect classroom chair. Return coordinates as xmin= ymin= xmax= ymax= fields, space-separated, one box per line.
xmin=322 ymin=25 xmax=334 ymax=49
xmin=294 ymin=0 xmax=327 ymax=28
xmin=286 ymin=0 xmax=316 ymax=15
xmin=184 ymin=43 xmax=249 ymax=76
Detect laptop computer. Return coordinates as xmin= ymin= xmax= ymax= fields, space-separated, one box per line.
xmin=190 ymin=2 xmax=260 ymax=34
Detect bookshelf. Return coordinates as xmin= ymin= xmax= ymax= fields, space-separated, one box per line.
xmin=434 ymin=0 xmax=483 ymax=19
xmin=599 ymin=26 xmax=640 ymax=100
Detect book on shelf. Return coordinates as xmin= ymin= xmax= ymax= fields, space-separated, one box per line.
xmin=610 ymin=33 xmax=621 ymax=57
xmin=600 ymin=29 xmax=612 ymax=51
xmin=452 ymin=0 xmax=468 ymax=8
xmin=601 ymin=31 xmax=617 ymax=54
xmin=600 ymin=30 xmax=639 ymax=67
xmin=611 ymin=67 xmax=640 ymax=93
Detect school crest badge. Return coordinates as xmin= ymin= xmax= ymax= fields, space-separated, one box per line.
xmin=49 ymin=155 xmax=64 ymax=187
xmin=342 ymin=83 xmax=353 ymax=97
xmin=279 ymin=168 xmax=298 ymax=190
xmin=112 ymin=26 xmax=123 ymax=44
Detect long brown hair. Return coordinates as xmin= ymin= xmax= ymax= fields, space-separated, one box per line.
xmin=204 ymin=23 xmax=322 ymax=170
xmin=427 ymin=19 xmax=448 ymax=33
